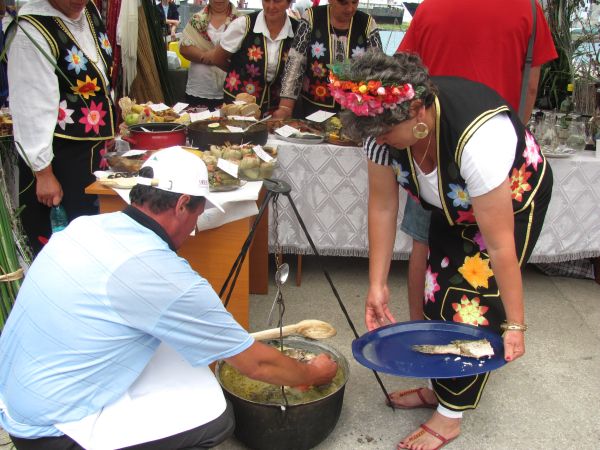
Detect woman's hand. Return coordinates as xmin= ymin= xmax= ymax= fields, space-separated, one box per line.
xmin=35 ymin=166 xmax=63 ymax=207
xmin=272 ymin=106 xmax=292 ymax=120
xmin=503 ymin=330 xmax=525 ymax=362
xmin=365 ymin=284 xmax=396 ymax=331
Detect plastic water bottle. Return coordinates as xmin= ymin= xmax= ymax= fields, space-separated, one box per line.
xmin=50 ymin=205 xmax=68 ymax=233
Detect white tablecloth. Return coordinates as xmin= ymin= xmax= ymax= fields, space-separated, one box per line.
xmin=268 ymin=139 xmax=600 ymax=263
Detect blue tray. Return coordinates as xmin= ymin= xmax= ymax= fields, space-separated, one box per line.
xmin=352 ymin=320 xmax=506 ymax=379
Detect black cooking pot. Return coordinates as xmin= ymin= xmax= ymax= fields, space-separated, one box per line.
xmin=187 ymin=119 xmax=268 ymax=149
xmin=123 ymin=122 xmax=187 ymax=150
xmin=216 ymin=338 xmax=349 ymax=450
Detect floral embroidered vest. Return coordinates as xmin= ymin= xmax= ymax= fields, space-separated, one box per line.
xmin=223 ymin=12 xmax=298 ymax=113
xmin=19 ymin=3 xmax=115 ymax=140
xmin=388 ymin=77 xmax=550 ymax=226
xmin=302 ymin=5 xmax=371 ymax=112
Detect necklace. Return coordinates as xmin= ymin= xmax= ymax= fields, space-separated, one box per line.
xmin=416 ymin=132 xmax=433 ymax=167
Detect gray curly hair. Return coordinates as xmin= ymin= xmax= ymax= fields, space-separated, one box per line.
xmin=338 ymin=51 xmax=437 ymax=140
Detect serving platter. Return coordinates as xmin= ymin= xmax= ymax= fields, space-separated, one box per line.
xmin=352 ymin=320 xmax=506 ymax=379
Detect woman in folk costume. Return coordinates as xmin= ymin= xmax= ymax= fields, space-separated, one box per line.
xmin=179 ymin=0 xmax=240 ymax=109
xmin=335 ymin=52 xmax=552 ymax=450
xmin=7 ymin=0 xmax=115 ymax=256
xmin=272 ymin=0 xmax=382 ymax=118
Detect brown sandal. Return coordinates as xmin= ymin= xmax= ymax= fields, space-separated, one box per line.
xmin=385 ymin=387 xmax=438 ymax=409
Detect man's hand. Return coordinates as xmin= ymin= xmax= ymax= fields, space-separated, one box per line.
xmin=365 ymin=285 xmax=396 ymax=331
xmin=35 ymin=166 xmax=63 ymax=207
xmin=293 ymin=353 xmax=337 ymax=390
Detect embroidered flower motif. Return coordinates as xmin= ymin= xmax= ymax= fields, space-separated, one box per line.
xmin=311 ymin=61 xmax=326 ymax=78
xmin=311 ymin=41 xmax=326 ymax=59
xmin=79 ymin=101 xmax=106 ymax=134
xmin=473 ymin=231 xmax=487 ymax=251
xmin=458 ymin=252 xmax=494 ymax=289
xmin=71 ymin=75 xmax=100 ymax=99
xmin=57 ymin=100 xmax=74 ymax=130
xmin=310 ymin=81 xmax=329 ymax=102
xmin=510 ymin=163 xmax=533 ymax=202
xmin=424 ymin=265 xmax=440 ymax=304
xmin=441 ymin=257 xmax=449 ymax=268
xmin=65 ymin=46 xmax=88 ymax=74
xmin=98 ymin=32 xmax=112 ymax=56
xmin=452 ymin=295 xmax=489 ymax=326
xmin=225 ymin=70 xmax=241 ymax=91
xmin=245 ymin=63 xmax=260 ymax=78
xmin=351 ymin=46 xmax=365 ymax=59
xmin=242 ymin=79 xmax=262 ymax=97
xmin=447 ymin=183 xmax=471 ymax=208
xmin=391 ymin=162 xmax=410 ymax=186
xmin=99 ymin=143 xmax=109 ymax=169
xmin=456 ymin=209 xmax=476 ymax=224
xmin=523 ymin=130 xmax=542 ymax=171
xmin=247 ymin=45 xmax=264 ymax=62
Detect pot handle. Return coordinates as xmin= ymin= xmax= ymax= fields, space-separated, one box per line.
xmin=122 ymin=135 xmax=137 ymax=147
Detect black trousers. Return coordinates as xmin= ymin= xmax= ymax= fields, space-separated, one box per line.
xmin=9 ymin=400 xmax=235 ymax=450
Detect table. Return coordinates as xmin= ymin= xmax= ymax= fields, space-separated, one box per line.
xmin=85 ymin=182 xmax=256 ymax=329
xmin=268 ymin=140 xmax=600 ymax=264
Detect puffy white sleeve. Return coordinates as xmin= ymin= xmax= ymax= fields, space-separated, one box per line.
xmin=219 ymin=16 xmax=248 ymax=54
xmin=460 ymin=113 xmax=517 ymax=198
xmin=7 ymin=20 xmax=60 ymax=172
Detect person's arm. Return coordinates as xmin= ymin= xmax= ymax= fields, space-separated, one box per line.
xmin=471 ymin=179 xmax=525 ymax=362
xmin=365 ymin=159 xmax=399 ymax=330
xmin=225 ymin=341 xmax=337 ymax=387
xmin=274 ymin=18 xmax=310 ymax=118
xmin=8 ymin=20 xmax=63 ymax=206
xmin=179 ymin=43 xmax=231 ymax=71
xmin=521 ymin=65 xmax=540 ymax=124
xmin=406 ymin=239 xmax=427 ymax=320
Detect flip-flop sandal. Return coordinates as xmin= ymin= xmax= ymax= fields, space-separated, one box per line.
xmin=385 ymin=387 xmax=438 ymax=409
xmin=398 ymin=424 xmax=457 ymax=450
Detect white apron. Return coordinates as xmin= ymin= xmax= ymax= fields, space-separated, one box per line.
xmin=55 ymin=344 xmax=226 ymax=450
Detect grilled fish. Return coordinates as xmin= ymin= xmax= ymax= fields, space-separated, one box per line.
xmin=412 ymin=339 xmax=494 ymax=359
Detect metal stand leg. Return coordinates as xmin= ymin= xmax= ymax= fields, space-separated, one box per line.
xmin=219 ymin=179 xmax=394 ymax=407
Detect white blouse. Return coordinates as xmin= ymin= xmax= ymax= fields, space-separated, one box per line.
xmin=220 ymin=12 xmax=295 ymax=83
xmin=7 ymin=0 xmax=109 ymax=172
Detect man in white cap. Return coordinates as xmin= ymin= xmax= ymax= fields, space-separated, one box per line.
xmin=0 ymin=148 xmax=337 ymax=450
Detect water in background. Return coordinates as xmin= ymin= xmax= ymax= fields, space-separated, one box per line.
xmin=379 ymin=30 xmax=405 ymax=55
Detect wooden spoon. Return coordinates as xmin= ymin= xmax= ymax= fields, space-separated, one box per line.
xmin=250 ymin=320 xmax=337 ymax=341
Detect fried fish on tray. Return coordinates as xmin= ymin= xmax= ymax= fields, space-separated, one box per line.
xmin=412 ymin=339 xmax=494 ymax=359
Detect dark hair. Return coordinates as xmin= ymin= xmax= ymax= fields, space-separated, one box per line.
xmin=339 ymin=51 xmax=438 ymax=140
xmin=130 ymin=167 xmax=205 ymax=214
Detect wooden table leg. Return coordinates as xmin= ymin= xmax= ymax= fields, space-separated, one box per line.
xmin=593 ymin=257 xmax=600 ymax=285
xmin=249 ymin=189 xmax=269 ymax=295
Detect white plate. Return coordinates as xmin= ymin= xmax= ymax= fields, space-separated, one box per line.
xmin=276 ymin=133 xmax=324 ymax=145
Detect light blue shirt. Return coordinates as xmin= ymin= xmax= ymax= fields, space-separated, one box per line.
xmin=0 ymin=211 xmax=253 ymax=438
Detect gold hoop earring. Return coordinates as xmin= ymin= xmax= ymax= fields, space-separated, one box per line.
xmin=413 ymin=122 xmax=429 ymax=139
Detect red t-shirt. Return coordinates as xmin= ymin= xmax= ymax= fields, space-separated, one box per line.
xmin=398 ymin=0 xmax=557 ymax=111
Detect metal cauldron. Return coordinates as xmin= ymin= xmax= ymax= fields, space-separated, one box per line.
xmin=216 ymin=337 xmax=349 ymax=450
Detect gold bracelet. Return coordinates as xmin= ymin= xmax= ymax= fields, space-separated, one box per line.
xmin=279 ymin=105 xmax=292 ymax=111
xmin=501 ymin=322 xmax=528 ymax=332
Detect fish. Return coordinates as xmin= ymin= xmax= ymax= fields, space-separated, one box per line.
xmin=412 ymin=339 xmax=494 ymax=359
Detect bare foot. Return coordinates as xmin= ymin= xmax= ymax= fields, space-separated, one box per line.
xmin=387 ymin=387 xmax=438 ymax=409
xmin=397 ymin=412 xmax=460 ymax=450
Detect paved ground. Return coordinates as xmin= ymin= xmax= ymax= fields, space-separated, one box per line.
xmin=2 ymin=256 xmax=599 ymax=450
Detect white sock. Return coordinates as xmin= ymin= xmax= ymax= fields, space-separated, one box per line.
xmin=437 ymin=404 xmax=463 ymax=419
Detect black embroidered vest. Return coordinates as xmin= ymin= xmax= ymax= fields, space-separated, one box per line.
xmin=301 ymin=5 xmax=371 ymax=112
xmin=18 ymin=3 xmax=115 ymax=140
xmin=389 ymin=77 xmax=550 ymax=226
xmin=223 ymin=12 xmax=298 ymax=113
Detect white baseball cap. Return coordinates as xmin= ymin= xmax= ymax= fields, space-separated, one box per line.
xmin=137 ymin=147 xmax=224 ymax=212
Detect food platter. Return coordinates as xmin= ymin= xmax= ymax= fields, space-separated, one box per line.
xmin=543 ymin=149 xmax=576 ymax=158
xmin=267 ymin=118 xmax=326 ymax=144
xmin=352 ymin=320 xmax=506 ymax=379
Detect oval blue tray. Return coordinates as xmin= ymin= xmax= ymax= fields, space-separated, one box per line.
xmin=352 ymin=320 xmax=506 ymax=379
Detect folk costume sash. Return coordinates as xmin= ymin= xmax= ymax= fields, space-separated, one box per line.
xmin=302 ymin=5 xmax=371 ymax=111
xmin=388 ymin=77 xmax=549 ymax=228
xmin=17 ymin=3 xmax=115 ymax=140
xmin=223 ymin=12 xmax=298 ymax=113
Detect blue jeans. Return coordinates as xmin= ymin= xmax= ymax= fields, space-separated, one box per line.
xmin=400 ymin=196 xmax=431 ymax=243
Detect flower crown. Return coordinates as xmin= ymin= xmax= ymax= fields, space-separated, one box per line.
xmin=327 ymin=63 xmax=421 ymax=117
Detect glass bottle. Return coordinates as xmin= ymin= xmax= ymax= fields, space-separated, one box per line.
xmin=559 ymin=83 xmax=574 ymax=114
xmin=50 ymin=204 xmax=69 ymax=233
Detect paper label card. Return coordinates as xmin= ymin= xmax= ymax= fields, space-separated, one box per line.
xmin=253 ymin=145 xmax=274 ymax=162
xmin=217 ymin=158 xmax=239 ymax=178
xmin=229 ymin=115 xmax=257 ymax=122
xmin=226 ymin=125 xmax=244 ymax=133
xmin=189 ymin=110 xmax=212 ymax=122
xmin=149 ymin=103 xmax=170 ymax=112
xmin=275 ymin=125 xmax=300 ymax=138
xmin=121 ymin=149 xmax=148 ymax=157
xmin=305 ymin=110 xmax=336 ymax=123
xmin=172 ymin=102 xmax=189 ymax=114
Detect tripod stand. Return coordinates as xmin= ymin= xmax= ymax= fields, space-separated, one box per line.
xmin=219 ymin=178 xmax=393 ymax=405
